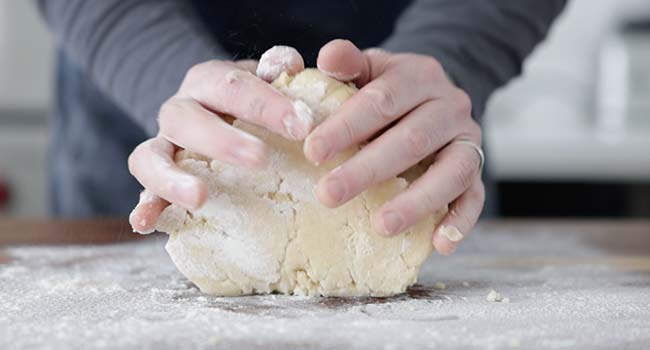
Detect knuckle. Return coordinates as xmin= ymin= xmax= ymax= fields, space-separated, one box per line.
xmin=215 ymin=68 xmax=242 ymax=91
xmin=339 ymin=117 xmax=357 ymax=145
xmin=185 ymin=60 xmax=217 ymax=82
xmin=421 ymin=189 xmax=440 ymax=213
xmin=127 ymin=149 xmax=140 ymax=176
xmin=468 ymin=122 xmax=483 ymax=145
xmin=247 ymin=96 xmax=269 ymax=122
xmin=452 ymin=88 xmax=473 ymax=117
xmin=184 ymin=63 xmax=203 ymax=82
xmin=418 ymin=56 xmax=445 ymax=82
xmin=365 ymin=82 xmax=398 ymax=118
xmin=468 ymin=181 xmax=486 ymax=204
xmin=356 ymin=158 xmax=379 ymax=189
xmin=221 ymin=68 xmax=249 ymax=85
xmin=127 ymin=140 xmax=151 ymax=177
xmin=425 ymin=56 xmax=445 ymax=75
xmin=453 ymin=155 xmax=479 ymax=190
xmin=403 ymin=126 xmax=431 ymax=159
xmin=158 ymin=98 xmax=185 ymax=134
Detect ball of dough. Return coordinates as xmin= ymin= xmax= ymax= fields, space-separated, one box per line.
xmin=156 ymin=69 xmax=445 ymax=297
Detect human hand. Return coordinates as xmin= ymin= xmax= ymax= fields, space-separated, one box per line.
xmin=305 ymin=39 xmax=485 ymax=255
xmin=128 ymin=47 xmax=308 ymax=233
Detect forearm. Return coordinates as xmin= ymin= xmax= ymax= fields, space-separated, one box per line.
xmin=35 ymin=0 xmax=226 ymax=135
xmin=381 ymin=0 xmax=567 ymax=120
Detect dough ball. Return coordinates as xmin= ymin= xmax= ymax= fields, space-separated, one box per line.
xmin=256 ymin=45 xmax=305 ymax=82
xmin=156 ymin=68 xmax=446 ymax=297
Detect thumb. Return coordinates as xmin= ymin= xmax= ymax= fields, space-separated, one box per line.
xmin=317 ymin=39 xmax=391 ymax=86
xmin=317 ymin=39 xmax=366 ymax=83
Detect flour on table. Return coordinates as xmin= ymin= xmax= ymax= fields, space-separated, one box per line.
xmin=153 ymin=67 xmax=446 ymax=297
xmin=487 ymin=289 xmax=508 ymax=302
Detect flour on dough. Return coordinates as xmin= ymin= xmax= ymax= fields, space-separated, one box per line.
xmin=440 ymin=225 xmax=464 ymax=242
xmin=155 ymin=68 xmax=446 ymax=297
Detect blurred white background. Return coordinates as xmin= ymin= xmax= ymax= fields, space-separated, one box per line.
xmin=0 ymin=0 xmax=51 ymax=216
xmin=485 ymin=0 xmax=650 ymax=181
xmin=0 ymin=0 xmax=649 ymax=216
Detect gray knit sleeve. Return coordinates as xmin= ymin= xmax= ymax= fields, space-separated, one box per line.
xmin=382 ymin=0 xmax=567 ymax=120
xmin=35 ymin=0 xmax=227 ymax=135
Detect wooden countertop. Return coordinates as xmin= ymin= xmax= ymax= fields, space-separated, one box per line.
xmin=2 ymin=218 xmax=649 ymax=251
xmin=0 ymin=218 xmax=142 ymax=246
xmin=1 ymin=218 xmax=649 ymax=349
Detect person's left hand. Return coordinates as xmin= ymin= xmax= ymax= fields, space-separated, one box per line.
xmin=305 ymin=39 xmax=485 ymax=255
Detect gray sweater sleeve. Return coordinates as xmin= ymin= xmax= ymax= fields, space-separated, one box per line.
xmin=382 ymin=0 xmax=567 ymax=120
xmin=35 ymin=0 xmax=226 ymax=135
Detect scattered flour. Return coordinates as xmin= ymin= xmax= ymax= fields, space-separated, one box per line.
xmin=1 ymin=224 xmax=649 ymax=349
xmin=487 ymin=289 xmax=506 ymax=302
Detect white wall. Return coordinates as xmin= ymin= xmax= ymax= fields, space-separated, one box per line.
xmin=0 ymin=0 xmax=53 ymax=110
xmin=484 ymin=0 xmax=650 ymax=180
xmin=0 ymin=0 xmax=51 ymax=216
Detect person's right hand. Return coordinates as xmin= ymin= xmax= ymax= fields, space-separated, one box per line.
xmin=128 ymin=47 xmax=307 ymax=233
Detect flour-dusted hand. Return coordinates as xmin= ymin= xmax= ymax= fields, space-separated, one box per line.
xmin=128 ymin=49 xmax=307 ymax=234
xmin=306 ymin=39 xmax=485 ymax=255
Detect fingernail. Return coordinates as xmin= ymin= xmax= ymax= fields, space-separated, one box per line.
xmin=382 ymin=211 xmax=404 ymax=235
xmin=316 ymin=63 xmax=360 ymax=81
xmin=306 ymin=136 xmax=331 ymax=164
xmin=439 ymin=225 xmax=464 ymax=242
xmin=284 ymin=100 xmax=314 ymax=139
xmin=324 ymin=177 xmax=347 ymax=204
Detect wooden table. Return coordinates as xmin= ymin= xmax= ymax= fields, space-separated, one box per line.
xmin=1 ymin=219 xmax=649 ymax=349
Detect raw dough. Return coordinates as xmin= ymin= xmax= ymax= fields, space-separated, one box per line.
xmin=156 ymin=68 xmax=446 ymax=297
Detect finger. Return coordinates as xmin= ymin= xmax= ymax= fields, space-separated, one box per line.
xmin=182 ymin=60 xmax=314 ymax=140
xmin=236 ymin=59 xmax=259 ymax=75
xmin=256 ymin=45 xmax=304 ymax=82
xmin=159 ymin=96 xmax=269 ymax=169
xmin=433 ymin=179 xmax=485 ymax=255
xmin=316 ymin=39 xmax=366 ymax=81
xmin=129 ymin=189 xmax=169 ymax=234
xmin=371 ymin=137 xmax=483 ymax=236
xmin=128 ymin=137 xmax=208 ymax=211
xmin=305 ymin=55 xmax=450 ymax=164
xmin=314 ymin=99 xmax=461 ymax=207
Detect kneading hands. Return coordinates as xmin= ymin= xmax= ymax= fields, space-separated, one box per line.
xmin=128 ymin=39 xmax=485 ymax=255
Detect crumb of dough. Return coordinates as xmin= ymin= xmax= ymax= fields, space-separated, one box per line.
xmin=439 ymin=225 xmax=464 ymax=242
xmin=486 ymin=289 xmax=507 ymax=302
xmin=434 ymin=282 xmax=446 ymax=290
xmin=462 ymin=281 xmax=470 ymax=287
xmin=256 ymin=45 xmax=304 ymax=82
